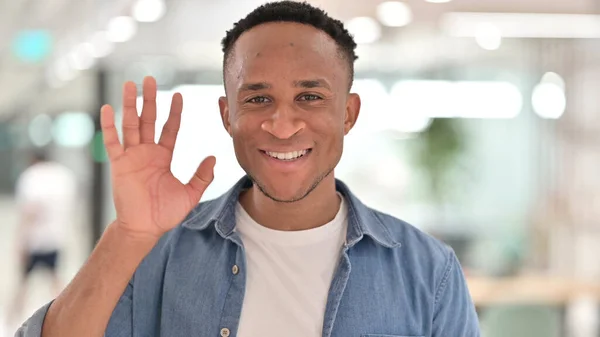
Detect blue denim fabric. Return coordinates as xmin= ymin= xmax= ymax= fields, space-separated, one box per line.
xmin=17 ymin=176 xmax=479 ymax=337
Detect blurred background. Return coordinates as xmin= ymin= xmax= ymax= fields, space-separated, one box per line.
xmin=1 ymin=0 xmax=600 ymax=336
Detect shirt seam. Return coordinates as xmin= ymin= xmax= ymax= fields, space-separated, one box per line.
xmin=433 ymin=248 xmax=453 ymax=309
xmin=344 ymin=195 xmax=364 ymax=246
xmin=370 ymin=212 xmax=401 ymax=247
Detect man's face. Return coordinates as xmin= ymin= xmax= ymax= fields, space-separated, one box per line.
xmin=219 ymin=22 xmax=360 ymax=202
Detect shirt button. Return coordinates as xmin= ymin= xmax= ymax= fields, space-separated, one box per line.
xmin=232 ymin=264 xmax=239 ymax=275
xmin=220 ymin=328 xmax=230 ymax=337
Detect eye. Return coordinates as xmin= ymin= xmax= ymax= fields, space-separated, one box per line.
xmin=247 ymin=96 xmax=271 ymax=104
xmin=297 ymin=94 xmax=322 ymax=101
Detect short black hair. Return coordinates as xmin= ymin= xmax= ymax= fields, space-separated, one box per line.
xmin=221 ymin=1 xmax=358 ymax=85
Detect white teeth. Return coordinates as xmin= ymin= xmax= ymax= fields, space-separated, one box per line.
xmin=266 ymin=149 xmax=308 ymax=161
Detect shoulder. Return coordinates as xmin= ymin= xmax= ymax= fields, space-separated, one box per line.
xmin=367 ymin=207 xmax=454 ymax=285
xmin=373 ymin=209 xmax=451 ymax=260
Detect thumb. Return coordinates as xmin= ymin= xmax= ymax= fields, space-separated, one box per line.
xmin=185 ymin=156 xmax=216 ymax=204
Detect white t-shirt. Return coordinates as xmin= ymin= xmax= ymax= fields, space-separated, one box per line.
xmin=15 ymin=162 xmax=77 ymax=253
xmin=235 ymin=194 xmax=348 ymax=337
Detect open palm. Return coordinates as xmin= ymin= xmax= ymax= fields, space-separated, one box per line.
xmin=101 ymin=77 xmax=216 ymax=239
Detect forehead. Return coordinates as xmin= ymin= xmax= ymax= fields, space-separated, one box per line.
xmin=226 ymin=22 xmax=347 ymax=90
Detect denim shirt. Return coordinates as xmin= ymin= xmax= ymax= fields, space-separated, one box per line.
xmin=18 ymin=177 xmax=480 ymax=337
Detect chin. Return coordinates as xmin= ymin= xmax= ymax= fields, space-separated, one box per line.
xmin=245 ymin=173 xmax=311 ymax=203
xmin=244 ymin=159 xmax=335 ymax=203
xmin=258 ymin=181 xmax=312 ymax=203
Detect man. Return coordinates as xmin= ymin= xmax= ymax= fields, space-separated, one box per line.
xmin=17 ymin=1 xmax=479 ymax=336
xmin=8 ymin=152 xmax=76 ymax=327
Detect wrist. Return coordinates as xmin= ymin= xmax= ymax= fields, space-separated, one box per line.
xmin=108 ymin=221 xmax=161 ymax=249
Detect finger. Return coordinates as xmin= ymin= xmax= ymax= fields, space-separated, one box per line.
xmin=122 ymin=81 xmax=140 ymax=149
xmin=140 ymin=76 xmax=157 ymax=144
xmin=158 ymin=93 xmax=183 ymax=152
xmin=185 ymin=156 xmax=216 ymax=203
xmin=100 ymin=105 xmax=124 ymax=160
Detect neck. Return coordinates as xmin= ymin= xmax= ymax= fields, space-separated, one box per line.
xmin=239 ymin=176 xmax=341 ymax=231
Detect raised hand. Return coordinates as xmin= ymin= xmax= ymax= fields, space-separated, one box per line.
xmin=100 ymin=76 xmax=216 ymax=239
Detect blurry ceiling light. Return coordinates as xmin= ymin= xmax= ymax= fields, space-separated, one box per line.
xmin=88 ymin=31 xmax=115 ymax=58
xmin=68 ymin=44 xmax=95 ymax=70
xmin=107 ymin=16 xmax=137 ymax=43
xmin=457 ymin=81 xmax=522 ymax=118
xmin=441 ymin=12 xmax=600 ymax=38
xmin=376 ymin=1 xmax=413 ymax=27
xmin=54 ymin=57 xmax=77 ymax=82
xmin=475 ymin=22 xmax=502 ymax=50
xmin=53 ymin=112 xmax=95 ymax=147
xmin=393 ymin=115 xmax=432 ymax=133
xmin=346 ymin=17 xmax=381 ymax=44
xmin=29 ymin=114 xmax=53 ymax=147
xmin=132 ymin=0 xmax=166 ymax=23
xmin=541 ymin=71 xmax=565 ymax=91
xmin=390 ymin=80 xmax=523 ymax=119
xmin=350 ymin=79 xmax=431 ymax=134
xmin=12 ymin=30 xmax=53 ymax=63
xmin=532 ymin=79 xmax=566 ymax=119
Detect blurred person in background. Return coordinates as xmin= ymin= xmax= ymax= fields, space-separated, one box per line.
xmin=17 ymin=1 xmax=479 ymax=337
xmin=7 ymin=151 xmax=77 ymax=328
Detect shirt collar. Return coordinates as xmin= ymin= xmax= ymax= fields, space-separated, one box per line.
xmin=181 ymin=176 xmax=400 ymax=248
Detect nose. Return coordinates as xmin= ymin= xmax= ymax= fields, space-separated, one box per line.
xmin=261 ymin=104 xmax=306 ymax=139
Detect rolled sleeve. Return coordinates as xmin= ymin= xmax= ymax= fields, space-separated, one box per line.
xmin=14 ymin=301 xmax=53 ymax=337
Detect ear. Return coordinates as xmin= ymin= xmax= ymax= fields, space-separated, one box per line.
xmin=343 ymin=93 xmax=361 ymax=135
xmin=218 ymin=96 xmax=232 ymax=137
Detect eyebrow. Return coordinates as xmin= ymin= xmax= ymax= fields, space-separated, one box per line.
xmin=239 ymin=82 xmax=271 ymax=92
xmin=238 ymin=79 xmax=332 ymax=93
xmin=294 ymin=79 xmax=331 ymax=90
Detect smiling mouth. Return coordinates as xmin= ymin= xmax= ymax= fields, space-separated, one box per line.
xmin=261 ymin=149 xmax=312 ymax=161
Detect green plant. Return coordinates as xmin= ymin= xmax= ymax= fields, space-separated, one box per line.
xmin=414 ymin=118 xmax=466 ymax=204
